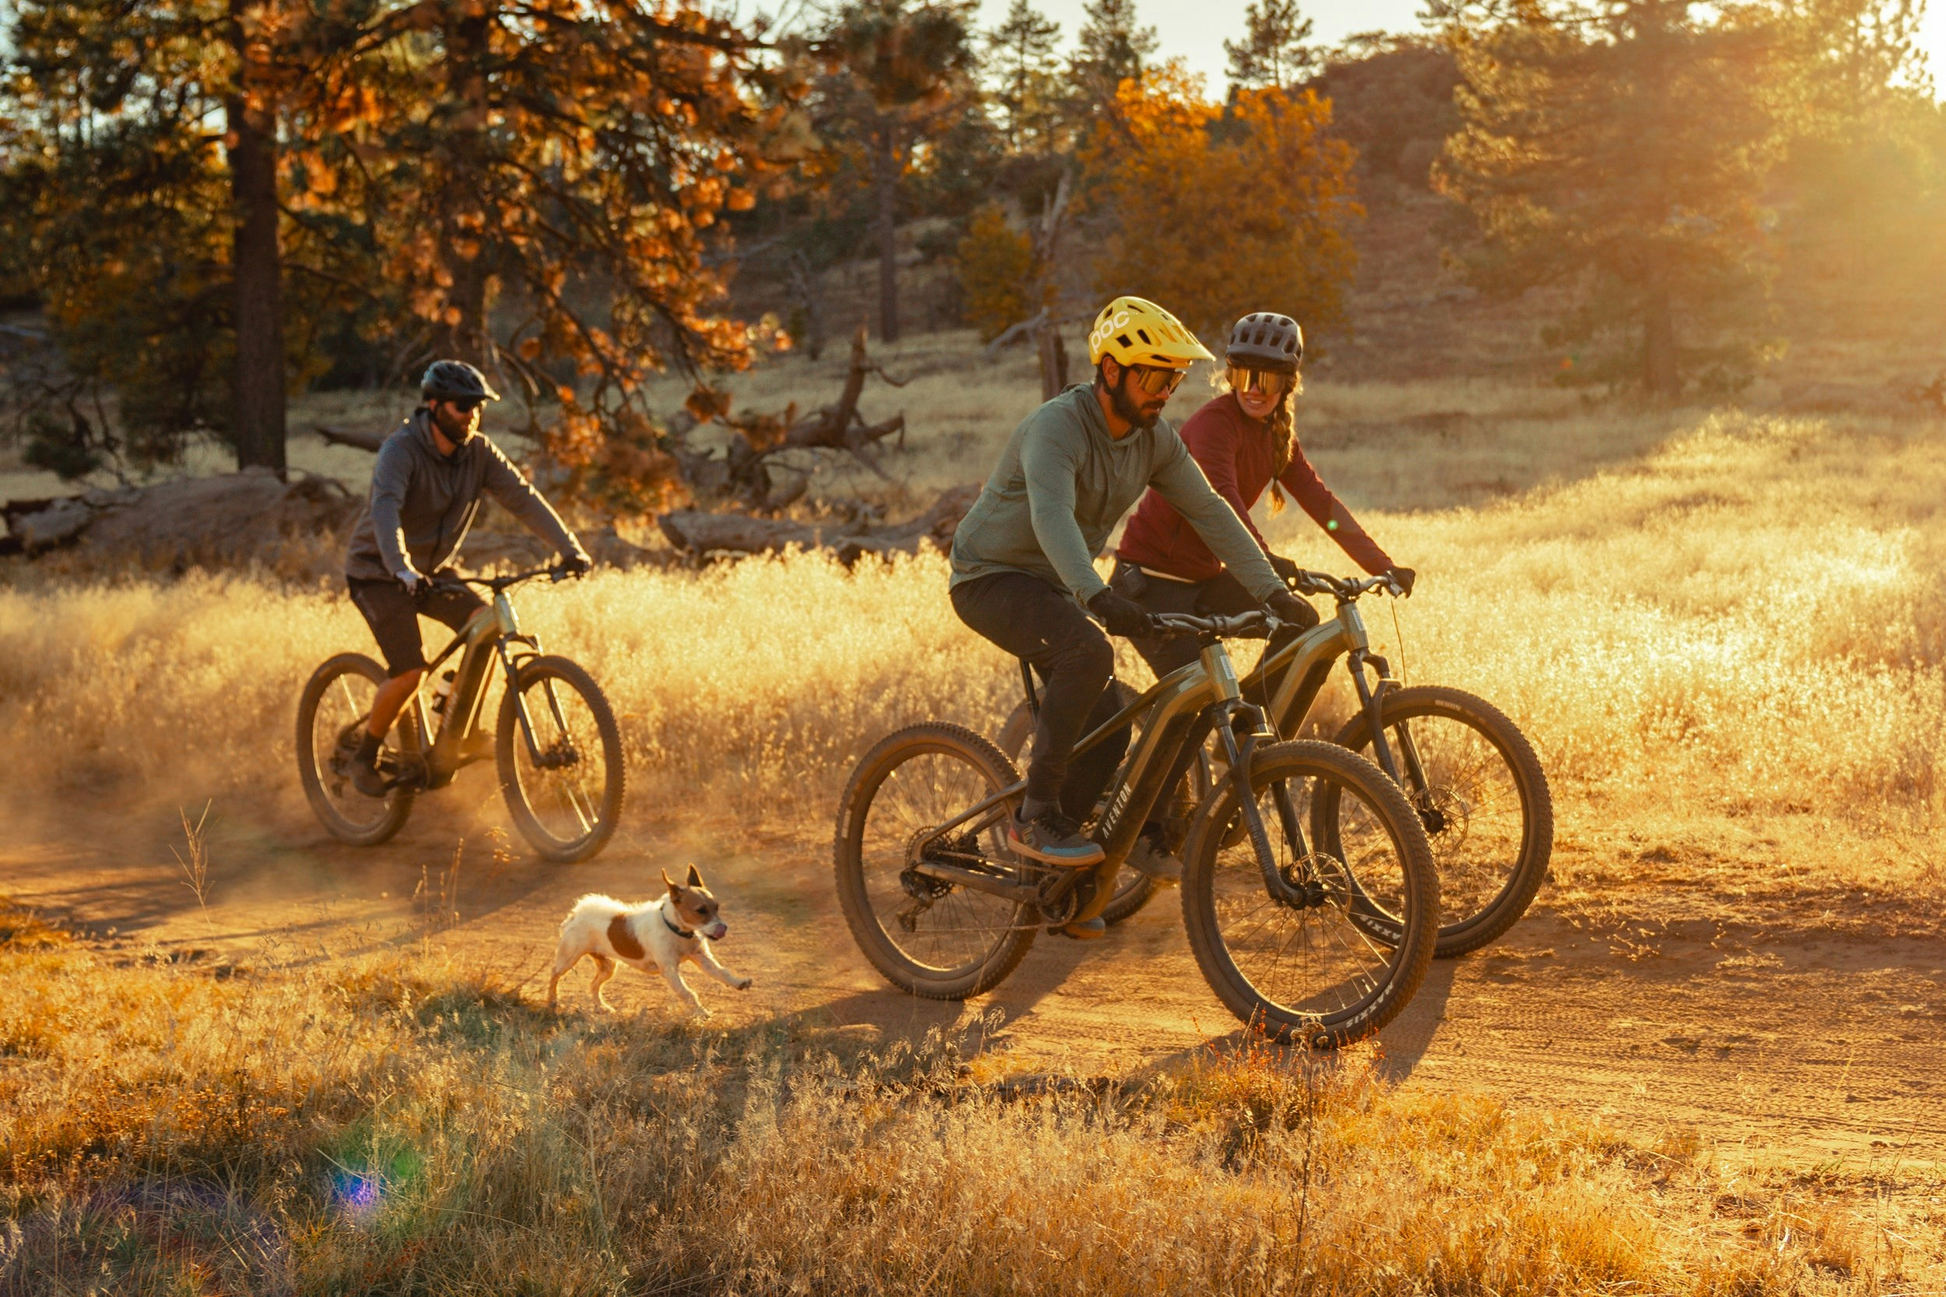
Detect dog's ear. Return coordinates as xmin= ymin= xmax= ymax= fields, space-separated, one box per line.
xmin=661 ymin=867 xmax=680 ymax=896
xmin=686 ymin=863 xmax=705 ymax=888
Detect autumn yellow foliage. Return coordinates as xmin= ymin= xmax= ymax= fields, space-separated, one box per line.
xmin=1080 ymin=67 xmax=1361 ymax=342
xmin=955 ymin=202 xmax=1038 ymax=340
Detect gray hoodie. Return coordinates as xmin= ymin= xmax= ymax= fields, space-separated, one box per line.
xmin=950 ymin=384 xmax=1282 ymax=603
xmin=345 ymin=409 xmax=584 ymax=583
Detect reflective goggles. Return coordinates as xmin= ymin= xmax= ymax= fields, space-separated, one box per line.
xmin=1227 ymin=366 xmax=1293 ymax=396
xmin=1127 ymin=364 xmax=1189 ymax=397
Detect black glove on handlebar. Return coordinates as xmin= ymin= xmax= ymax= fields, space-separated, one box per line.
xmin=1268 ymin=553 xmax=1302 ymax=585
xmin=1385 ymin=566 xmax=1416 ymax=597
xmin=1088 ymin=588 xmax=1156 ymax=639
xmin=558 ymin=553 xmax=592 ymax=580
xmin=1264 ymin=590 xmax=1311 ymax=627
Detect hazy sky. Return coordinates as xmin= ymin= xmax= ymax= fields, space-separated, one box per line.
xmin=974 ymin=0 xmax=1946 ymax=95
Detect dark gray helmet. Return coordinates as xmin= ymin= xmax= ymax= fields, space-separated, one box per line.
xmin=1225 ymin=313 xmax=1303 ymax=373
xmin=420 ymin=360 xmax=501 ymax=403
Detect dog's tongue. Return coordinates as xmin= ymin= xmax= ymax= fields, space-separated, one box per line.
xmin=707 ymin=922 xmax=728 ymax=942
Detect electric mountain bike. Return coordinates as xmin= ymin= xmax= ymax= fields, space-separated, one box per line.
xmin=834 ymin=606 xmax=1440 ymax=1049
xmin=997 ymin=570 xmax=1553 ymax=958
xmin=297 ymin=567 xmax=624 ymax=863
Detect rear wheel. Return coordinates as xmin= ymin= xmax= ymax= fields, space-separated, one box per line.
xmin=1181 ymin=740 xmax=1438 ymax=1049
xmin=296 ymin=653 xmax=418 ymax=846
xmin=997 ymin=690 xmax=1163 ymax=926
xmin=1325 ymin=686 xmax=1552 ymax=957
xmin=496 ymin=655 xmax=625 ymax=863
xmin=834 ymin=723 xmax=1038 ymax=999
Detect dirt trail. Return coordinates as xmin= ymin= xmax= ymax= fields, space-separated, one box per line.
xmin=8 ymin=810 xmax=1943 ymax=1169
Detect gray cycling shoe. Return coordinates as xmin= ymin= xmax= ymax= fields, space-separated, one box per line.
xmin=1125 ymin=829 xmax=1182 ymax=886
xmin=350 ymin=756 xmax=390 ymax=799
xmin=1009 ymin=809 xmax=1105 ymax=867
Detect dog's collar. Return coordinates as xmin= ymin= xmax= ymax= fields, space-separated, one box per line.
xmin=660 ymin=903 xmax=695 ymax=940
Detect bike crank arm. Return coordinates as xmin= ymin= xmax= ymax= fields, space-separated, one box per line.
xmin=908 ymin=858 xmax=1045 ymax=905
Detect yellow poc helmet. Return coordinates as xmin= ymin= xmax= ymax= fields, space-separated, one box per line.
xmin=1087 ymin=296 xmax=1215 ymax=370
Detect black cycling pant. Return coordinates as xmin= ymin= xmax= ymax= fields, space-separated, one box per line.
xmin=951 ymin=571 xmax=1130 ymax=822
xmin=346 ymin=573 xmax=485 ymax=677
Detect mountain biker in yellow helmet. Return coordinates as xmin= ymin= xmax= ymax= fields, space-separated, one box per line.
xmin=949 ymin=296 xmax=1312 ymax=930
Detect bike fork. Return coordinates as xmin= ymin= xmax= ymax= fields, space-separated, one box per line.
xmin=1216 ymin=705 xmax=1311 ymax=906
xmin=1348 ymin=650 xmax=1402 ymax=783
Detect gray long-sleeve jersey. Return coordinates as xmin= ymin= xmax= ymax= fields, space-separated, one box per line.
xmin=949 ymin=384 xmax=1283 ymax=604
xmin=345 ymin=409 xmax=585 ymax=583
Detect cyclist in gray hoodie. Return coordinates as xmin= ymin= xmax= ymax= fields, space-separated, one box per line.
xmin=951 ymin=297 xmax=1311 ymax=900
xmin=343 ymin=360 xmax=590 ymax=795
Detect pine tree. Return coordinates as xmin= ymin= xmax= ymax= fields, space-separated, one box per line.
xmin=1435 ymin=0 xmax=1791 ymax=394
xmin=1072 ymin=0 xmax=1158 ymax=104
xmin=986 ymin=0 xmax=1064 ymax=153
xmin=809 ymin=0 xmax=979 ymax=344
xmin=1225 ymin=0 xmax=1318 ymax=91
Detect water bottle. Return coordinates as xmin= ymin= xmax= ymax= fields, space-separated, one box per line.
xmin=430 ymin=670 xmax=457 ymax=716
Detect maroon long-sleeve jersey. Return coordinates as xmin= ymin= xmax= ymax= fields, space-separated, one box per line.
xmin=1117 ymin=393 xmax=1393 ymax=582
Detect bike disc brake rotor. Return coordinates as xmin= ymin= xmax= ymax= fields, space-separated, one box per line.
xmin=1413 ymin=785 xmax=1470 ymax=847
xmin=1278 ymin=852 xmax=1354 ymax=912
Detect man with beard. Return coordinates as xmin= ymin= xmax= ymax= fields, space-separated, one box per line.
xmin=950 ymin=297 xmax=1311 ymax=910
xmin=342 ymin=360 xmax=591 ymax=796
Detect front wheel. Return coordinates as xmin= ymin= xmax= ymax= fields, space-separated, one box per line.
xmin=1327 ymin=686 xmax=1553 ymax=958
xmin=834 ymin=723 xmax=1039 ymax=999
xmin=1181 ymin=740 xmax=1439 ymax=1049
xmin=296 ymin=652 xmax=418 ymax=846
xmin=496 ymin=655 xmax=625 ymax=863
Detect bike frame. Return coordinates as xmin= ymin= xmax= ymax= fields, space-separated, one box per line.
xmin=1240 ymin=594 xmax=1405 ymax=782
xmin=912 ymin=634 xmax=1286 ymax=924
xmin=400 ymin=583 xmax=551 ymax=790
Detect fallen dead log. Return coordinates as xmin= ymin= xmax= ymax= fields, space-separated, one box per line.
xmin=317 ymin=425 xmax=387 ymax=452
xmin=656 ymin=510 xmax=823 ymax=555
xmin=657 ymin=483 xmax=979 ymax=562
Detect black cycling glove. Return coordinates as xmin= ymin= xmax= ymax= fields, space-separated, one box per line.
xmin=1264 ymin=590 xmax=1311 ymax=627
xmin=1267 ymin=553 xmax=1302 ymax=585
xmin=558 ymin=552 xmax=593 ymax=579
xmin=1088 ymin=588 xmax=1156 ymax=639
xmin=1384 ymin=566 xmax=1416 ymax=597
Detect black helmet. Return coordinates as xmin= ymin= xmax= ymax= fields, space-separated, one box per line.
xmin=1225 ymin=313 xmax=1303 ymax=373
xmin=420 ymin=360 xmax=501 ymax=403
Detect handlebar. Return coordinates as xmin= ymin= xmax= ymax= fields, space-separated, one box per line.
xmin=431 ymin=564 xmax=580 ymax=595
xmin=1288 ymin=570 xmax=1406 ymax=601
xmin=1152 ymin=610 xmax=1273 ymax=640
xmin=1146 ymin=569 xmax=1404 ymax=642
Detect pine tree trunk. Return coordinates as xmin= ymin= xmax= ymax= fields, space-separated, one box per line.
xmin=873 ymin=126 xmax=900 ymax=344
xmin=439 ymin=10 xmax=493 ymax=365
xmin=1643 ymin=292 xmax=1679 ymax=396
xmin=226 ymin=3 xmax=286 ymax=476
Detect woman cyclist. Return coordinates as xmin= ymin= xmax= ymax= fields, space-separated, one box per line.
xmin=1109 ymin=312 xmax=1414 ymax=883
xmin=1113 ymin=311 xmax=1413 ymax=678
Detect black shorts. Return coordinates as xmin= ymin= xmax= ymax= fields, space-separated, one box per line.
xmin=346 ymin=574 xmax=486 ymax=676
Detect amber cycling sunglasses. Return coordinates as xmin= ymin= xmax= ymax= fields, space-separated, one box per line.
xmin=1127 ymin=364 xmax=1189 ymax=397
xmin=1227 ymin=366 xmax=1293 ymax=396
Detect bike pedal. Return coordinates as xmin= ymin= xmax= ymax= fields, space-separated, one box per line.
xmin=1054 ymin=917 xmax=1107 ymax=940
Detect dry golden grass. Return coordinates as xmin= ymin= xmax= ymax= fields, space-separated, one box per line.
xmin=2 ymin=909 xmax=1937 ymax=1295
xmin=7 ymin=378 xmax=1946 ymax=1292
xmin=4 ymin=391 xmax=1944 ymax=901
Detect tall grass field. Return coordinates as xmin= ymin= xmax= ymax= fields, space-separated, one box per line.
xmin=3 ymin=372 xmax=1944 ymax=1292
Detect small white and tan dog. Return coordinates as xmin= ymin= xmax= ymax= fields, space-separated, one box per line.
xmin=546 ymin=866 xmax=753 ymax=1017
